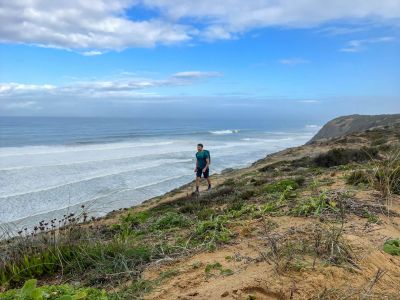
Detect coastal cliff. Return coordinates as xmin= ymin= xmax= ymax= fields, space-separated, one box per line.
xmin=1 ymin=115 xmax=400 ymax=299
xmin=308 ymin=114 xmax=400 ymax=144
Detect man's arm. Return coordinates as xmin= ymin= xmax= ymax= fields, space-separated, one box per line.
xmin=195 ymin=157 xmax=198 ymax=172
xmin=203 ymin=158 xmax=210 ymax=172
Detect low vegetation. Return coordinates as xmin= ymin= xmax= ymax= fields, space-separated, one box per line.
xmin=0 ymin=279 xmax=107 ymax=300
xmin=313 ymin=147 xmax=378 ymax=168
xmin=204 ymin=262 xmax=233 ymax=277
xmin=371 ymin=150 xmax=400 ymax=209
xmin=383 ymin=239 xmax=400 ymax=256
xmin=346 ymin=169 xmax=370 ymax=186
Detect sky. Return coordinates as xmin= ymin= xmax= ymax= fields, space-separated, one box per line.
xmin=0 ymin=0 xmax=399 ymax=123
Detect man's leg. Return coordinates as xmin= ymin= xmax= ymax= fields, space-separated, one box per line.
xmin=196 ymin=176 xmax=200 ymax=192
xmin=206 ymin=177 xmax=211 ymax=189
xmin=204 ymin=168 xmax=211 ymax=190
xmin=195 ymin=168 xmax=202 ymax=192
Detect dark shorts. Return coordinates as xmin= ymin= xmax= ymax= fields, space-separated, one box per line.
xmin=196 ymin=167 xmax=209 ymax=178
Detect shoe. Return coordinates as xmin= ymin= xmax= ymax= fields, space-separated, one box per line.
xmin=207 ymin=185 xmax=212 ymax=191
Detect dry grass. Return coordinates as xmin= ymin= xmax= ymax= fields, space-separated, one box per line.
xmin=369 ymin=149 xmax=400 ymax=213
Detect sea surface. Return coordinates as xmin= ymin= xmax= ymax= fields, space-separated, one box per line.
xmin=0 ymin=116 xmax=318 ymax=236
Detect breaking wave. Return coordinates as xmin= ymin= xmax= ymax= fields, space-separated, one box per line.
xmin=209 ymin=129 xmax=240 ymax=135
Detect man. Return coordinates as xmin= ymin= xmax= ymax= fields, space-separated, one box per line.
xmin=195 ymin=143 xmax=211 ymax=193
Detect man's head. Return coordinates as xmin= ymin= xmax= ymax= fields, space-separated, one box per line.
xmin=197 ymin=143 xmax=203 ymax=152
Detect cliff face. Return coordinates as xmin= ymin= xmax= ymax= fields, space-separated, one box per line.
xmin=308 ymin=114 xmax=400 ymax=144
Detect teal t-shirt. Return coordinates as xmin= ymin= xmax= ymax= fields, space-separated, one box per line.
xmin=196 ymin=150 xmax=209 ymax=169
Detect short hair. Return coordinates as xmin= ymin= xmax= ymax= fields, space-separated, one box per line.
xmin=197 ymin=143 xmax=203 ymax=148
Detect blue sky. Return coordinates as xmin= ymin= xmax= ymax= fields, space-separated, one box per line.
xmin=0 ymin=1 xmax=399 ymax=123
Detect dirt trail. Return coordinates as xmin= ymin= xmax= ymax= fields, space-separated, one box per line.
xmin=141 ymin=179 xmax=400 ymax=299
xmin=141 ymin=213 xmax=400 ymax=299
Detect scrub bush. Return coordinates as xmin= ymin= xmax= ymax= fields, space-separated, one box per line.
xmin=314 ymin=147 xmax=378 ymax=168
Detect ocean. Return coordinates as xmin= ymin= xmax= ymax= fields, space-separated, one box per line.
xmin=0 ymin=116 xmax=318 ymax=235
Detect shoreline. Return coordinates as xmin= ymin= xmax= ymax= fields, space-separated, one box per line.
xmin=0 ymin=140 xmax=306 ymax=241
xmin=1 ymin=133 xmax=315 ymax=238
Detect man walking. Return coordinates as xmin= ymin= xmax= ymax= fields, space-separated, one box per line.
xmin=195 ymin=143 xmax=211 ymax=193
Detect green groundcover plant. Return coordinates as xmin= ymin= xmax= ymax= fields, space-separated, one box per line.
xmin=383 ymin=239 xmax=400 ymax=256
xmin=0 ymin=279 xmax=107 ymax=300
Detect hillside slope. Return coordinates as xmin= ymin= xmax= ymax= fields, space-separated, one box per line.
xmin=1 ymin=119 xmax=400 ymax=300
xmin=308 ymin=114 xmax=400 ymax=144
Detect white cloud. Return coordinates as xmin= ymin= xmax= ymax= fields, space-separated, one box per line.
xmin=340 ymin=36 xmax=396 ymax=52
xmin=279 ymin=58 xmax=310 ymax=66
xmin=143 ymin=0 xmax=400 ymax=39
xmin=82 ymin=50 xmax=105 ymax=56
xmin=0 ymin=1 xmax=399 ymax=50
xmin=0 ymin=83 xmax=56 ymax=95
xmin=172 ymin=71 xmax=222 ymax=79
xmin=202 ymin=25 xmax=233 ymax=41
xmin=0 ymin=0 xmax=191 ymax=50
xmin=317 ymin=25 xmax=370 ymax=36
xmin=0 ymin=71 xmax=221 ymax=99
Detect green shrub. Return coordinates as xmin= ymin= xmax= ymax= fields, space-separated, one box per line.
xmin=1 ymin=238 xmax=153 ymax=288
xmin=195 ymin=216 xmax=232 ymax=249
xmin=0 ymin=279 xmax=107 ymax=300
xmin=383 ymin=239 xmax=400 ymax=256
xmin=222 ymin=178 xmax=235 ymax=186
xmin=220 ymin=268 xmax=234 ymax=276
xmin=206 ymin=186 xmax=235 ymax=198
xmin=261 ymin=202 xmax=279 ymax=213
xmin=204 ymin=262 xmax=233 ymax=277
xmin=371 ymin=137 xmax=387 ymax=147
xmin=196 ymin=208 xmax=215 ymax=220
xmin=227 ymin=204 xmax=260 ymax=219
xmin=61 ymin=242 xmax=152 ymax=285
xmin=291 ymin=193 xmax=338 ymax=216
xmin=0 ymin=246 xmax=75 ymax=286
xmin=346 ymin=170 xmax=370 ymax=186
xmin=121 ymin=211 xmax=150 ymax=226
xmin=204 ymin=262 xmax=222 ymax=273
xmin=263 ymin=179 xmax=299 ymax=194
xmin=112 ymin=211 xmax=151 ymax=237
xmin=152 ymin=212 xmax=190 ymax=230
xmin=314 ymin=147 xmax=378 ymax=168
xmin=238 ymin=189 xmax=255 ymax=200
xmin=362 ymin=208 xmax=380 ymax=224
xmin=293 ymin=176 xmax=306 ymax=186
xmin=373 ymin=159 xmax=400 ymax=196
xmin=178 ymin=201 xmax=203 ymax=214
xmin=378 ymin=143 xmax=393 ymax=153
xmin=226 ymin=199 xmax=245 ymax=212
xmin=108 ymin=279 xmax=153 ymax=300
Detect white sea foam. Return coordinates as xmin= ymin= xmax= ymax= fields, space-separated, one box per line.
xmin=0 ymin=141 xmax=175 ymax=158
xmin=0 ymin=158 xmax=193 ymax=197
xmin=305 ymin=124 xmax=321 ymax=129
xmin=0 ymin=130 xmax=313 ymax=235
xmin=209 ymin=129 xmax=240 ymax=135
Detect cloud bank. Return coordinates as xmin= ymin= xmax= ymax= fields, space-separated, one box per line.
xmin=0 ymin=71 xmax=221 ymax=99
xmin=0 ymin=0 xmax=399 ymax=51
